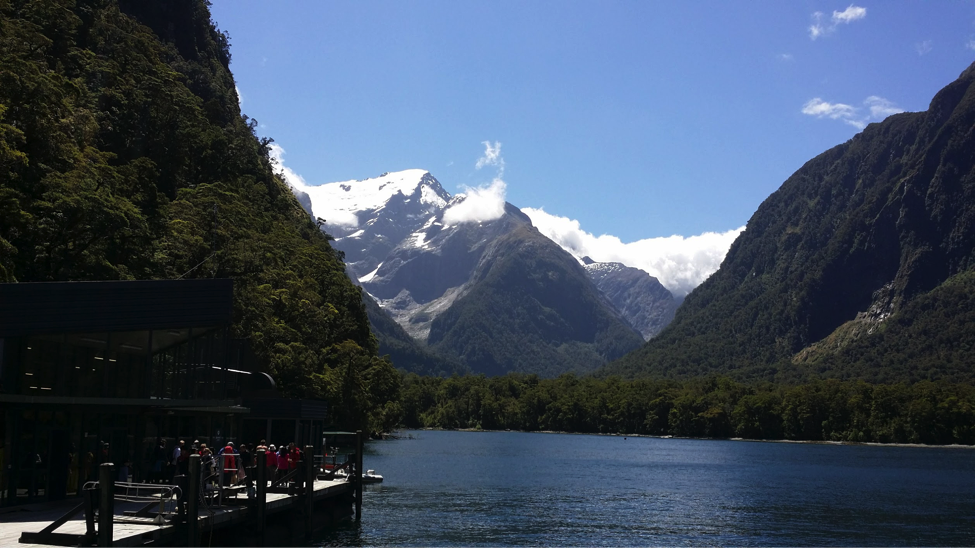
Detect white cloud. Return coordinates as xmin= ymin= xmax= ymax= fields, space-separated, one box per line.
xmin=832 ymin=5 xmax=867 ymax=24
xmin=809 ymin=12 xmax=826 ymax=40
xmin=864 ymin=96 xmax=903 ymax=118
xmin=966 ymin=38 xmax=975 ymax=51
xmin=802 ymin=98 xmax=858 ymax=120
xmin=523 ymin=207 xmax=744 ymax=297
xmin=235 ymin=85 xmax=243 ymax=104
xmin=916 ymin=40 xmax=933 ymax=56
xmin=809 ymin=5 xmax=867 ymax=40
xmin=268 ymin=143 xmax=358 ymax=227
xmin=475 ymin=141 xmax=504 ymax=173
xmin=776 ymin=53 xmax=795 ymax=62
xmin=445 ymin=140 xmax=509 ymax=225
xmin=268 ymin=143 xmax=307 ymax=189
xmin=442 ymin=178 xmax=507 ymax=226
xmin=802 ymin=96 xmax=902 ymax=129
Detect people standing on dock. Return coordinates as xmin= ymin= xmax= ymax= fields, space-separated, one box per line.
xmin=200 ymin=446 xmax=215 ymax=483
xmin=267 ymin=444 xmax=278 ymax=480
xmin=172 ymin=440 xmax=187 ymax=481
xmin=150 ymin=439 xmax=166 ymax=483
xmin=219 ymin=441 xmax=237 ymax=486
xmin=238 ymin=443 xmax=253 ymax=484
xmin=288 ymin=443 xmax=301 ymax=472
xmin=276 ymin=444 xmax=289 ymax=481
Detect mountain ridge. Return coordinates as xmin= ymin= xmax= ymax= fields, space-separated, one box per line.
xmin=606 ymin=61 xmax=975 ymax=383
xmin=291 ymin=169 xmax=657 ymax=377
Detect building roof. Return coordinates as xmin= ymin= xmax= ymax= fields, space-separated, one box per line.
xmin=0 ymin=279 xmax=234 ymax=336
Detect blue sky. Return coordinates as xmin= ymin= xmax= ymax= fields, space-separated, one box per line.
xmin=210 ymin=1 xmax=975 ymax=291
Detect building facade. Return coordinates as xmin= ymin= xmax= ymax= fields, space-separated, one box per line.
xmin=0 ymin=279 xmax=274 ymax=506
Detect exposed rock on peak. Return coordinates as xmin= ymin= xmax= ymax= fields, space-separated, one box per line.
xmin=584 ymin=261 xmax=677 ymax=340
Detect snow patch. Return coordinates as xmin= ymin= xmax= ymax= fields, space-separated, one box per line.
xmin=359 ymin=264 xmax=381 ymax=283
xmin=297 ymin=169 xmax=441 ymax=228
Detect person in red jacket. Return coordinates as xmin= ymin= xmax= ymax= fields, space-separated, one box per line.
xmin=276 ymin=444 xmax=289 ymax=481
xmin=267 ymin=444 xmax=278 ymax=481
xmin=220 ymin=442 xmax=236 ymax=486
xmin=288 ymin=443 xmax=302 ymax=473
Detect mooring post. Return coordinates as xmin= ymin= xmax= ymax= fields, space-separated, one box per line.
xmin=187 ymin=454 xmax=200 ymax=547
xmin=256 ymin=449 xmax=267 ymax=546
xmin=98 ymin=463 xmax=114 ymax=547
xmin=355 ymin=430 xmax=363 ymax=521
xmin=304 ymin=445 xmax=316 ymax=536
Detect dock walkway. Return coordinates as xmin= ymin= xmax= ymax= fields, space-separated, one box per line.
xmin=5 ymin=479 xmax=351 ymax=548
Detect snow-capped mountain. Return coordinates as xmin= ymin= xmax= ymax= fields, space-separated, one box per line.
xmin=297 ymin=169 xmax=674 ymax=376
xmin=307 ymin=170 xmax=450 ymax=278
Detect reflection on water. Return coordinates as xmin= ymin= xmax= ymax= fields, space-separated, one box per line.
xmin=314 ymin=431 xmax=975 ymax=546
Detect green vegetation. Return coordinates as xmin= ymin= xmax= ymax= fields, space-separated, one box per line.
xmin=607 ymin=62 xmax=975 ymax=383
xmin=0 ymin=0 xmax=398 ymax=434
xmin=401 ymin=372 xmax=975 ymax=445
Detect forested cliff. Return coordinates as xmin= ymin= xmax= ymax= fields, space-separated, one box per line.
xmin=0 ymin=0 xmax=399 ymax=433
xmin=608 ymin=62 xmax=975 ymax=385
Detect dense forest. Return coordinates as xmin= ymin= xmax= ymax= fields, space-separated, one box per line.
xmin=400 ymin=372 xmax=975 ymax=445
xmin=0 ymin=0 xmax=399 ymax=434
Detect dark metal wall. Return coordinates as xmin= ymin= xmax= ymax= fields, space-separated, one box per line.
xmin=0 ymin=279 xmax=233 ymax=336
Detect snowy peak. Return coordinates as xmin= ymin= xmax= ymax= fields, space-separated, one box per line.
xmin=303 ymin=169 xmax=450 ymax=233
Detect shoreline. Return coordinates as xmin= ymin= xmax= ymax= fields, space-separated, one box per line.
xmin=399 ymin=427 xmax=975 ymax=449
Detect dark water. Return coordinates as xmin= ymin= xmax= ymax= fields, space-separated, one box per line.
xmin=314 ymin=430 xmax=975 ymax=546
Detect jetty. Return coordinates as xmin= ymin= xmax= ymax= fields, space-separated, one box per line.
xmin=7 ymin=442 xmax=366 ymax=547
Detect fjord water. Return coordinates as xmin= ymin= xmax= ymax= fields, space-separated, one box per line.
xmin=315 ymin=430 xmax=975 ymax=546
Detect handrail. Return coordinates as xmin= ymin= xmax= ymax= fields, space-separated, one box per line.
xmin=269 ymin=466 xmax=300 ymax=489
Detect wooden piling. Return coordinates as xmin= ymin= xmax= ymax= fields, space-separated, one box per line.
xmin=304 ymin=445 xmax=315 ymax=536
xmin=355 ymin=430 xmax=363 ymax=520
xmin=187 ymin=454 xmax=200 ymax=547
xmin=256 ymin=449 xmax=267 ymax=546
xmin=97 ymin=463 xmax=114 ymax=547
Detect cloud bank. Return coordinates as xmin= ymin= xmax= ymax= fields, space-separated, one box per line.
xmin=443 ymin=178 xmax=508 ymax=225
xmin=523 ymin=207 xmax=744 ymax=297
xmin=809 ymin=5 xmax=867 ymax=40
xmin=802 ymin=95 xmax=903 ymax=129
xmin=268 ymin=143 xmax=359 ymax=226
xmin=442 ymin=140 xmax=509 ymax=225
xmin=269 ymin=143 xmax=306 ymax=188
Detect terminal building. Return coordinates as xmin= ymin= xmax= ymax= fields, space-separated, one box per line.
xmin=0 ymin=279 xmax=326 ymax=506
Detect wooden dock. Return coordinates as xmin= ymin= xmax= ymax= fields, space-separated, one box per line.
xmin=5 ymin=446 xmax=362 ymax=547
xmin=5 ymin=478 xmax=352 ymax=547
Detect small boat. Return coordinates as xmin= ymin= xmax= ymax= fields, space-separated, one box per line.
xmin=331 ymin=468 xmax=383 ymax=483
xmin=363 ymin=469 xmax=384 ymax=483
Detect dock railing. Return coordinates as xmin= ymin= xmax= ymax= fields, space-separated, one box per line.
xmin=18 ymin=463 xmax=181 ymax=547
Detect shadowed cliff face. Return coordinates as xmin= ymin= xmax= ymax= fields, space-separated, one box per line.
xmin=360 ymin=203 xmax=643 ymax=377
xmin=583 ymin=259 xmax=677 ymax=340
xmin=427 ymin=225 xmax=645 ymax=377
xmin=607 ymin=62 xmax=975 ymax=383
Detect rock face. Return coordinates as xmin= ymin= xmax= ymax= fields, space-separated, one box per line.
xmin=303 ymin=170 xmax=451 ymax=279
xmin=607 ymin=62 xmax=975 ymax=384
xmin=302 ymin=170 xmax=645 ymax=376
xmin=582 ymin=258 xmax=677 ymax=340
xmin=424 ymin=224 xmax=647 ymax=377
